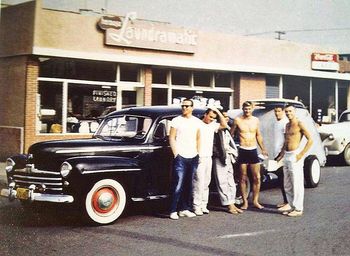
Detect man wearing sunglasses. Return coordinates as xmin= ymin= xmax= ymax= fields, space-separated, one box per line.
xmin=169 ymin=99 xmax=201 ymax=220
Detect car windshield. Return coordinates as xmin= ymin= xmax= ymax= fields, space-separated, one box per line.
xmin=339 ymin=112 xmax=350 ymax=122
xmin=94 ymin=115 xmax=152 ymax=139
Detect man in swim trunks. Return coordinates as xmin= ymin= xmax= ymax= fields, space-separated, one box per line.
xmin=276 ymin=104 xmax=313 ymax=217
xmin=230 ymin=101 xmax=268 ymax=210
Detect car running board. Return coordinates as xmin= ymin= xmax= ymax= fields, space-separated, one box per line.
xmin=131 ymin=194 xmax=168 ymax=202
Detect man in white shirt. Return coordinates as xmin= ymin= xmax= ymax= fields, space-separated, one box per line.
xmin=192 ymin=107 xmax=226 ymax=215
xmin=169 ymin=99 xmax=201 ymax=220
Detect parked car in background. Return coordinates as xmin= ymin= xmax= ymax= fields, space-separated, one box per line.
xmin=228 ymin=99 xmax=327 ymax=189
xmin=318 ymin=109 xmax=350 ymax=165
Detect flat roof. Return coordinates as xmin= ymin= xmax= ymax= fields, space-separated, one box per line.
xmin=34 ymin=46 xmax=350 ymax=81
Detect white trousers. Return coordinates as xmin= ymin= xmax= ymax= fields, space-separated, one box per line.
xmin=213 ymin=155 xmax=237 ymax=206
xmin=193 ymin=156 xmax=212 ymax=210
xmin=283 ymin=150 xmax=304 ymax=211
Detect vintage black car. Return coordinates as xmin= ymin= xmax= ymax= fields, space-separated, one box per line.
xmin=1 ymin=106 xmax=206 ymax=224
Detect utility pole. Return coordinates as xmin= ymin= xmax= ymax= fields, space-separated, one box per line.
xmin=275 ymin=31 xmax=286 ymax=40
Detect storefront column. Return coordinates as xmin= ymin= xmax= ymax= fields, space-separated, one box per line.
xmin=24 ymin=58 xmax=39 ymax=153
xmin=233 ymin=74 xmax=266 ymax=108
xmin=309 ymin=79 xmax=313 ymax=114
xmin=347 ymin=85 xmax=350 ymax=109
xmin=144 ymin=67 xmax=152 ymax=106
xmin=278 ymin=76 xmax=283 ymax=98
xmin=335 ymin=81 xmax=339 ymax=120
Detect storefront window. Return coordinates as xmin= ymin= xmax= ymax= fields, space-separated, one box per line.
xmin=311 ymin=78 xmax=335 ymax=123
xmin=193 ymin=71 xmax=211 ymax=87
xmin=39 ymin=58 xmax=117 ymax=82
xmin=283 ymin=76 xmax=310 ymax=108
xmin=201 ymin=91 xmax=230 ymax=110
xmin=120 ymin=64 xmax=140 ymax=82
xmin=121 ymin=91 xmax=137 ymax=109
xmin=172 ymin=90 xmax=230 ymax=110
xmin=172 ymin=70 xmax=191 ymax=85
xmin=338 ymin=81 xmax=349 ymax=116
xmin=152 ymin=88 xmax=168 ymax=105
xmin=266 ymin=75 xmax=280 ymax=98
xmin=215 ymin=72 xmax=231 ymax=88
xmin=37 ymin=81 xmax=63 ymax=133
xmin=152 ymin=68 xmax=168 ymax=84
xmin=67 ymin=84 xmax=117 ymax=133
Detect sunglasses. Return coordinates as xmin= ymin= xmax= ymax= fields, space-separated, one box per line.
xmin=181 ymin=105 xmax=193 ymax=108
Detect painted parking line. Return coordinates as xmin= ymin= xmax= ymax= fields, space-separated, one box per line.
xmin=218 ymin=229 xmax=277 ymax=239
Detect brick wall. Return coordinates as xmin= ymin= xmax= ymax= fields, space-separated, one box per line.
xmin=339 ymin=60 xmax=350 ymax=73
xmin=24 ymin=58 xmax=39 ymax=153
xmin=0 ymin=127 xmax=23 ymax=160
xmin=144 ymin=67 xmax=152 ymax=106
xmin=0 ymin=56 xmax=27 ymax=126
xmin=234 ymin=74 xmax=266 ymax=108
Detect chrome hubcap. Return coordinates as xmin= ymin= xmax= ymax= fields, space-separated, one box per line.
xmin=97 ymin=192 xmax=114 ymax=210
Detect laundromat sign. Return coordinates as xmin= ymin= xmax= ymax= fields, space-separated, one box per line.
xmin=98 ymin=12 xmax=198 ymax=53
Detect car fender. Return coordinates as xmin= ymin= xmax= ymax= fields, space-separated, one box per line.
xmin=64 ymin=156 xmax=142 ymax=175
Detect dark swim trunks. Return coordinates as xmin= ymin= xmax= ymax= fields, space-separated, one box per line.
xmin=238 ymin=148 xmax=260 ymax=164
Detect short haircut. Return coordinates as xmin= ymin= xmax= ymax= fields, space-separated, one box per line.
xmin=274 ymin=103 xmax=286 ymax=110
xmin=205 ymin=108 xmax=217 ymax=115
xmin=182 ymin=98 xmax=194 ymax=106
xmin=242 ymin=101 xmax=253 ymax=108
xmin=285 ymin=103 xmax=295 ymax=109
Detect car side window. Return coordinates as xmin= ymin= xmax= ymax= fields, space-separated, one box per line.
xmin=153 ymin=118 xmax=172 ymax=140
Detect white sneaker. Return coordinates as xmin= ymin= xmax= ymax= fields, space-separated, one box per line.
xmin=178 ymin=210 xmax=196 ymax=217
xmin=202 ymin=208 xmax=210 ymax=214
xmin=194 ymin=208 xmax=203 ymax=216
xmin=169 ymin=212 xmax=179 ymax=220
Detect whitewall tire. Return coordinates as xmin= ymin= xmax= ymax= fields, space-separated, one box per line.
xmin=343 ymin=143 xmax=350 ymax=166
xmin=85 ymin=179 xmax=126 ymax=225
xmin=304 ymin=155 xmax=321 ymax=188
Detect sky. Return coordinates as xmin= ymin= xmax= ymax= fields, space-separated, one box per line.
xmin=2 ymin=0 xmax=350 ymax=53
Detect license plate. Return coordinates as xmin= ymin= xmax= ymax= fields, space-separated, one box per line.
xmin=16 ymin=188 xmax=29 ymax=200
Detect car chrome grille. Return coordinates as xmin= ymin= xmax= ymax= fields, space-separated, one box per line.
xmin=12 ymin=165 xmax=63 ymax=192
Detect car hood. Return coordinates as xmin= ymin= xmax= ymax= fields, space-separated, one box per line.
xmin=28 ymin=138 xmax=145 ymax=170
xmin=29 ymin=138 xmax=142 ymax=154
xmin=318 ymin=122 xmax=348 ymax=135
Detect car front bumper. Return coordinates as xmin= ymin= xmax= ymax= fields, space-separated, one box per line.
xmin=1 ymin=183 xmax=74 ymax=203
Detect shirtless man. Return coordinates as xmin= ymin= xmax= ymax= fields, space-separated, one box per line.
xmin=230 ymin=101 xmax=268 ymax=210
xmin=276 ymin=104 xmax=313 ymax=217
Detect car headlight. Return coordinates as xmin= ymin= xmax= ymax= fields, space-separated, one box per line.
xmin=5 ymin=158 xmax=15 ymax=173
xmin=60 ymin=162 xmax=72 ymax=178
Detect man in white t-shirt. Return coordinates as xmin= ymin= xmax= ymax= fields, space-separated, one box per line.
xmin=169 ymin=99 xmax=201 ymax=220
xmin=192 ymin=107 xmax=226 ymax=215
xmin=273 ymin=105 xmax=289 ymax=209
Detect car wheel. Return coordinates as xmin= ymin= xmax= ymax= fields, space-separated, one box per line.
xmin=85 ymin=179 xmax=126 ymax=225
xmin=343 ymin=143 xmax=350 ymax=166
xmin=304 ymin=155 xmax=321 ymax=188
